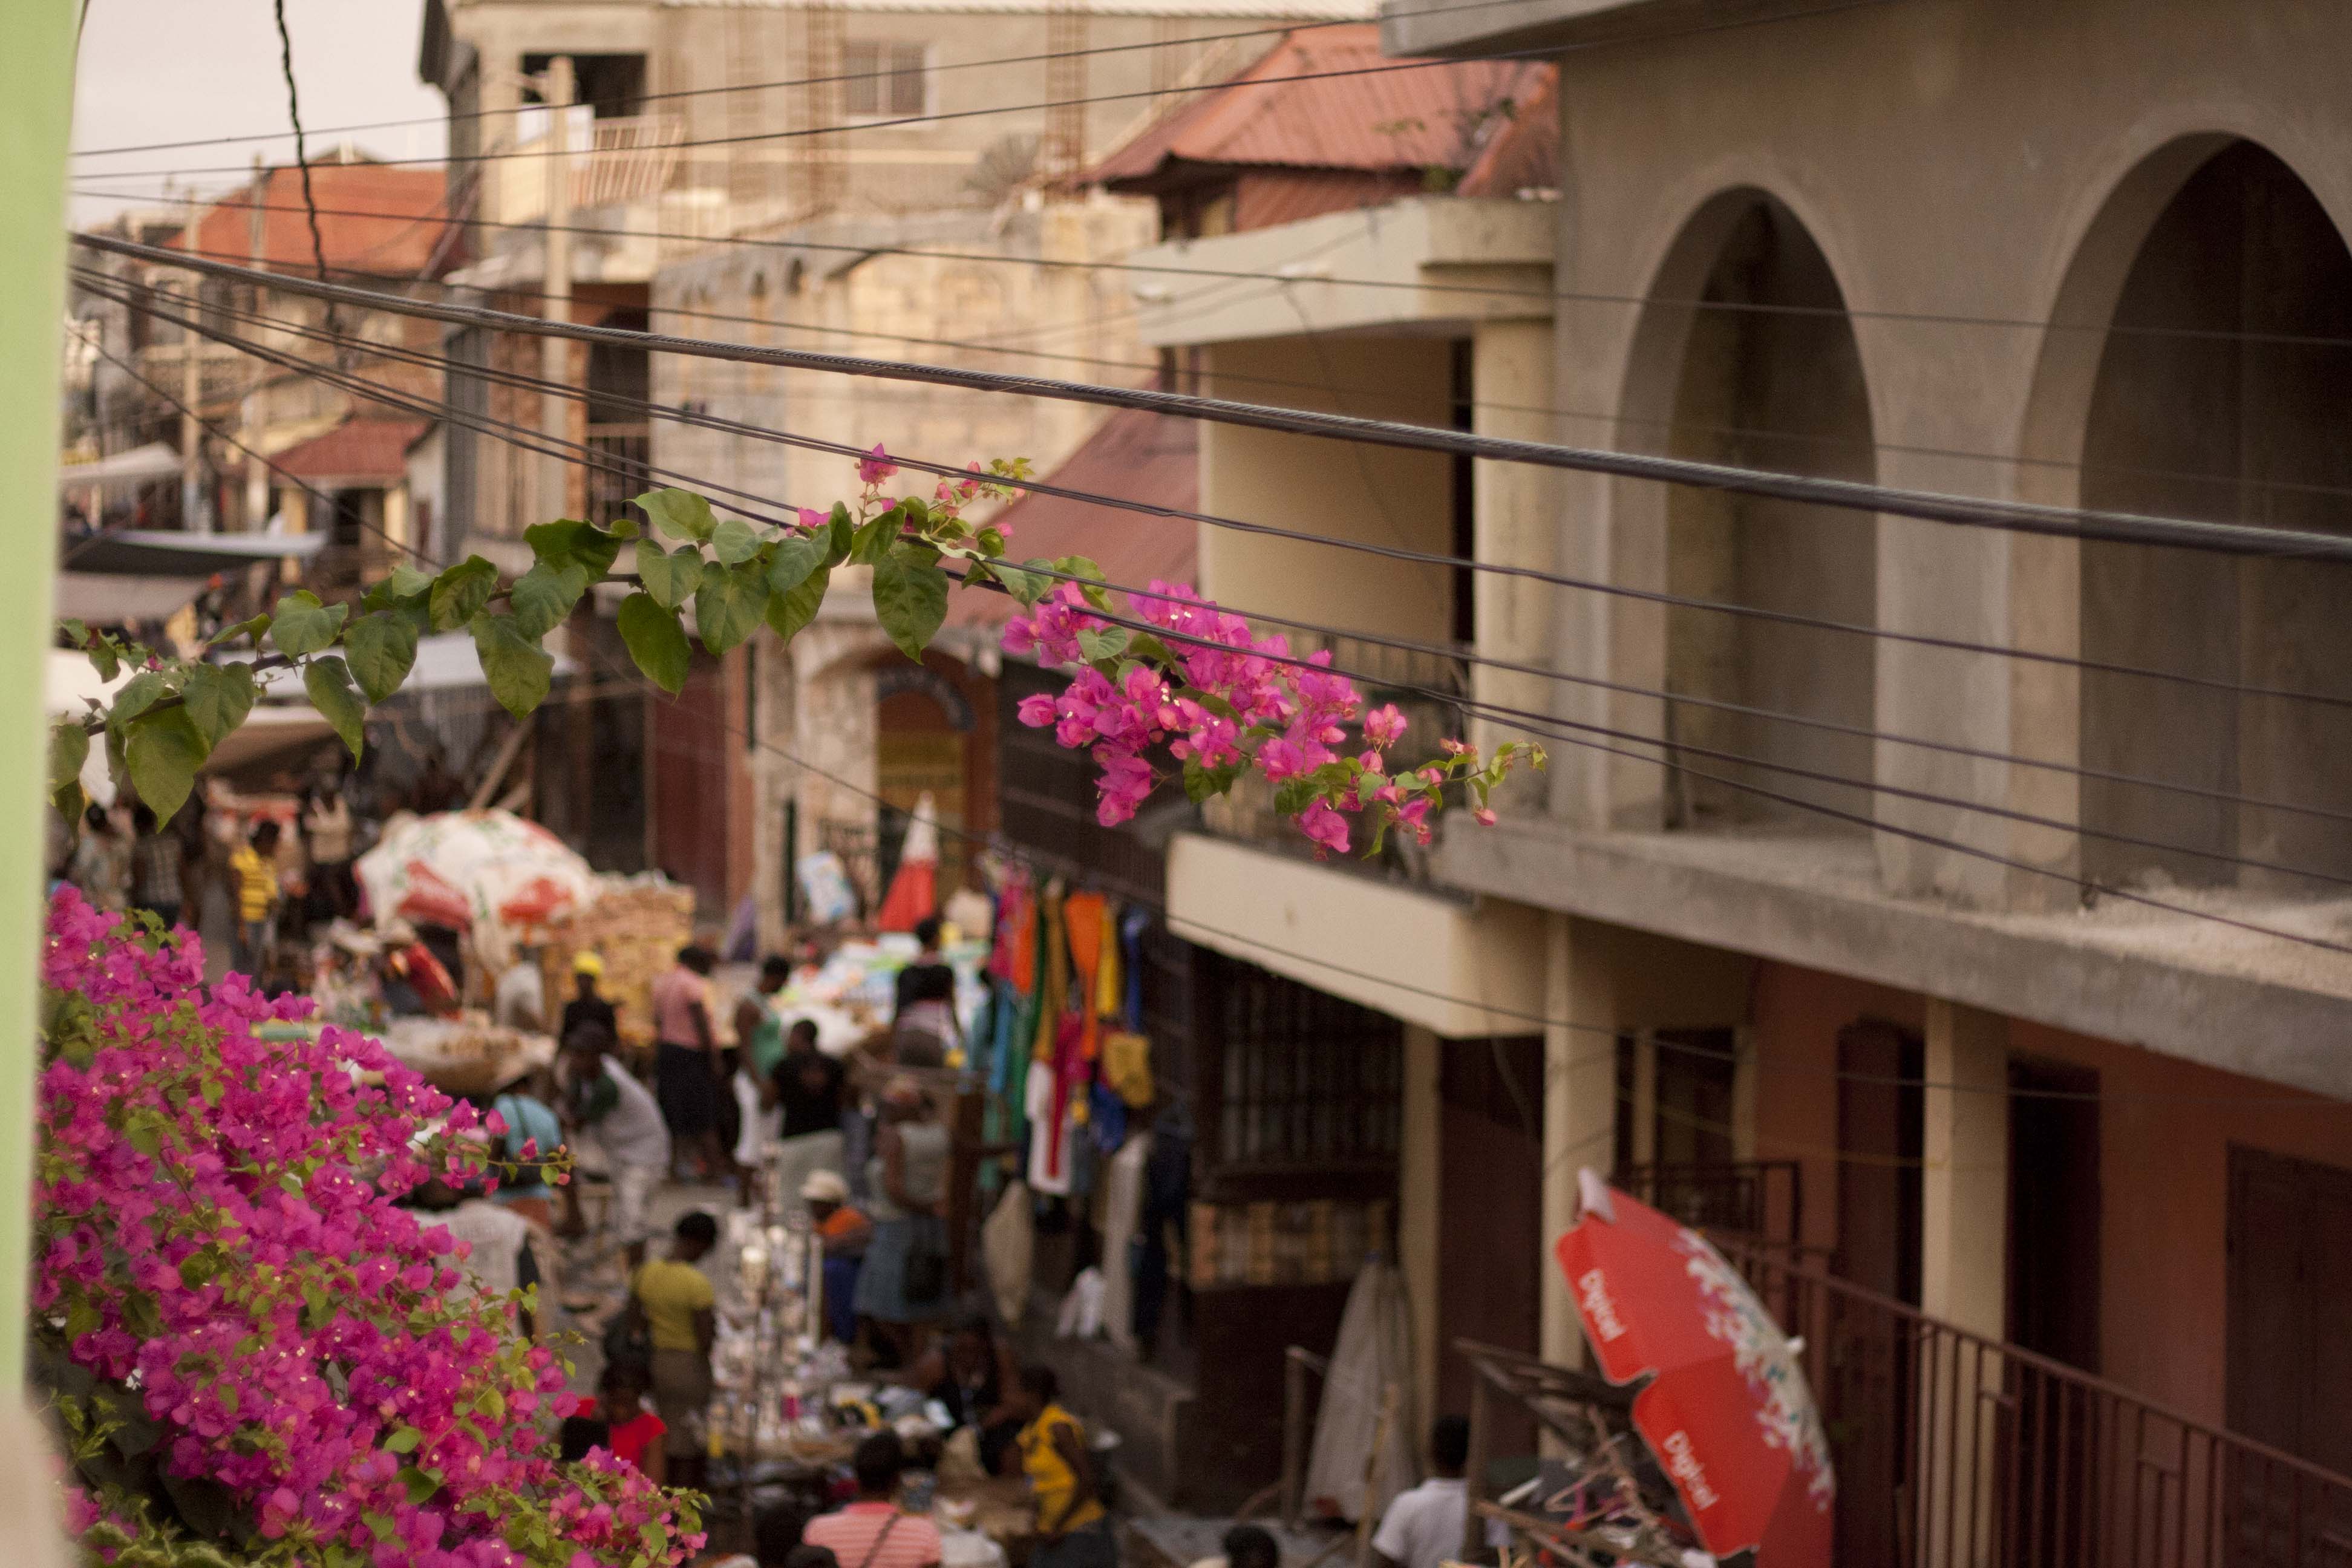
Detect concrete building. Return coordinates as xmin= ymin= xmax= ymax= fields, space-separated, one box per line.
xmin=1105 ymin=0 xmax=2352 ymax=1544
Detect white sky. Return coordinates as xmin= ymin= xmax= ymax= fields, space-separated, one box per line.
xmin=70 ymin=0 xmax=449 ymax=225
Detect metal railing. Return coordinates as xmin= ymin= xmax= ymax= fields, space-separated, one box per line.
xmin=1612 ymin=1159 xmax=1803 ymax=1250
xmin=1715 ymin=1237 xmax=2352 ymax=1568
xmin=495 ymin=113 xmax=686 ymax=225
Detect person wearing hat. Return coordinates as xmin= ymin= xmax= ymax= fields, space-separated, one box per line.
xmin=561 ymin=950 xmax=619 ymax=1044
xmin=803 ymin=1168 xmax=869 ymax=1345
xmin=854 ymin=1077 xmax=951 ymax=1364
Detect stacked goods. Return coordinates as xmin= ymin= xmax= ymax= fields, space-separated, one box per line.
xmin=1186 ymin=1199 xmax=1393 ymax=1289
xmin=379 ymin=1014 xmax=555 ymax=1097
xmin=539 ymin=876 xmax=696 ymax=1052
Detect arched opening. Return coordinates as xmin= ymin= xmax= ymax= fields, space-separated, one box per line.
xmin=870 ymin=650 xmax=993 ymax=906
xmin=2075 ymin=142 xmax=2352 ymax=887
xmin=1627 ymin=192 xmax=1879 ymax=829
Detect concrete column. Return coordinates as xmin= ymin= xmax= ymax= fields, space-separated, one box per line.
xmin=1397 ymin=1025 xmax=1442 ymax=1433
xmin=1920 ymin=998 xmax=2008 ymax=1568
xmin=1540 ymin=915 xmax=1619 ymax=1367
xmin=1469 ymin=319 xmax=1559 ymax=811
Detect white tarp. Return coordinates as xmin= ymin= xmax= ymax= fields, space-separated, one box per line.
xmin=1302 ymin=1259 xmax=1421 ymax=1523
xmin=354 ymin=809 xmax=599 ymax=971
xmin=57 ymin=442 xmax=180 ymax=491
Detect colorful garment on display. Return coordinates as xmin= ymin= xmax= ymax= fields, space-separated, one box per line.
xmin=1061 ymin=891 xmax=1106 ymax=1063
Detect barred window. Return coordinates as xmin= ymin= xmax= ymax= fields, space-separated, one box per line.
xmin=845 ymin=42 xmax=927 ymax=118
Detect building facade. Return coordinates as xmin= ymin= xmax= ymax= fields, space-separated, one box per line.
xmin=1108 ymin=0 xmax=2352 ymax=1544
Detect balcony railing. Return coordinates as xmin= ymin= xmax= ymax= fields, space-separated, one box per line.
xmin=1613 ymin=1158 xmax=1805 ymax=1251
xmin=494 ymin=113 xmax=685 ymax=226
xmin=1199 ymin=630 xmax=1471 ymax=883
xmin=1715 ymin=1236 xmax=2352 ymax=1568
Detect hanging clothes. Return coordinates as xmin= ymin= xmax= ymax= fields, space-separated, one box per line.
xmin=1061 ymin=890 xmax=1107 ymax=1063
xmin=1100 ymin=1130 xmax=1151 ymax=1353
xmin=1119 ymin=906 xmax=1151 ymax=1030
xmin=1102 ymin=1030 xmax=1153 ymax=1108
xmin=1025 ymin=1056 xmax=1071 ymax=1196
xmin=1029 ymin=884 xmax=1068 ymax=1069
xmin=1094 ymin=899 xmax=1122 ymax=1030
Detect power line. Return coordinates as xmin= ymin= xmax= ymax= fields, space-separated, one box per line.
xmin=65 ymin=0 xmax=1591 ymax=160
xmin=86 ymin=234 xmax=2352 ymax=570
xmin=126 ymin=269 xmax=2352 ymax=835
xmin=93 ymin=230 xmax=2352 ymax=521
xmin=94 ymin=276 xmax=2352 ymax=954
xmin=90 ymin=293 xmax=2352 ymax=1114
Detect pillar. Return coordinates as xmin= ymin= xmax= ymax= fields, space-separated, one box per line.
xmin=1397 ymin=1025 xmax=1442 ymax=1439
xmin=1470 ymin=318 xmax=1559 ymax=811
xmin=1540 ymin=915 xmax=1619 ymax=1368
xmin=1920 ymin=998 xmax=2008 ymax=1568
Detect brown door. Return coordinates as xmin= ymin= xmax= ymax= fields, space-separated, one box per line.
xmin=2229 ymin=1146 xmax=2352 ymax=1548
xmin=1437 ymin=1036 xmax=1544 ymax=1456
xmin=1832 ymin=1022 xmax=1924 ymax=1568
xmin=2006 ymin=1056 xmax=2101 ymax=1368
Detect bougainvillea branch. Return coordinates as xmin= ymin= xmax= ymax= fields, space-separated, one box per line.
xmin=47 ymin=448 xmax=1535 ymax=858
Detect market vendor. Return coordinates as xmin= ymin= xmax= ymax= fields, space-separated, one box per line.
xmin=379 ymin=920 xmax=460 ymax=1018
xmin=802 ymin=1169 xmax=868 ymax=1345
xmin=897 ymin=1313 xmax=1024 ymax=1475
xmin=562 ymin=950 xmax=619 ymax=1041
xmin=1007 ymin=1366 xmax=1112 ymax=1568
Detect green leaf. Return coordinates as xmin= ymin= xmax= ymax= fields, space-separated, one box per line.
xmin=428 ymin=557 xmax=499 ymax=632
xmin=398 ymin=1465 xmax=442 ymax=1505
xmin=382 ymin=1426 xmax=423 ymax=1455
xmin=1053 ymin=554 xmax=1110 ymax=609
xmin=766 ymin=529 xmax=831 ymax=596
xmin=872 ymin=552 xmax=950 ymax=662
xmin=181 ymin=662 xmax=258 ymax=746
xmin=304 ymin=656 xmax=368 ymax=761
xmin=270 ymin=590 xmax=347 ymax=658
xmin=849 ymin=512 xmax=899 ymax=566
xmin=617 ymin=592 xmax=692 ymax=694
xmin=1076 ymin=626 xmax=1129 ymax=664
xmin=1128 ymin=632 xmax=1175 ymax=667
xmin=108 ymin=670 xmax=168 ymax=727
xmin=693 ymin=563 xmax=770 ymax=656
xmin=635 ymin=487 xmax=717 ymax=543
xmin=209 ymin=612 xmax=271 ymax=648
xmin=124 ymin=708 xmax=209 ymax=825
xmin=178 ymin=1252 xmax=218 ymax=1290
xmin=87 ymin=640 xmax=120 ymax=682
xmin=526 ymin=517 xmax=623 ymax=580
xmin=344 ymin=611 xmax=421 ymax=705
xmin=509 ymin=560 xmax=590 ymax=639
xmin=711 ymin=516 xmax=763 ymax=565
xmin=765 ymin=564 xmax=831 ymax=645
xmin=59 ymin=619 xmax=87 ymax=647
xmin=469 ymin=612 xmax=556 ymax=719
xmin=635 ymin=538 xmax=705 ymax=611
xmin=49 ymin=718 xmax=90 ymax=809
xmin=995 ymin=561 xmax=1049 ymax=607
xmin=822 ymin=506 xmax=855 ymax=566
xmin=362 ymin=563 xmax=434 ymax=610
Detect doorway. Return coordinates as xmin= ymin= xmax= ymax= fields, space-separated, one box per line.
xmin=2006 ymin=1056 xmax=2100 ymax=1368
xmin=1437 ymin=1036 xmax=1544 ymax=1454
xmin=1832 ymin=1021 xmax=1922 ymax=1568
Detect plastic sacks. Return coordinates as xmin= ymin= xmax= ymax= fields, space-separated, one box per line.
xmin=1302 ymin=1259 xmax=1420 ymax=1523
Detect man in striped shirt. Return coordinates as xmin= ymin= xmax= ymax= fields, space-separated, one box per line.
xmin=803 ymin=1432 xmax=944 ymax=1568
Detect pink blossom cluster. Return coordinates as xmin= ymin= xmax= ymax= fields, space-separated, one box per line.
xmin=36 ymin=892 xmax=701 ymax=1567
xmin=1007 ymin=579 xmax=1463 ymax=857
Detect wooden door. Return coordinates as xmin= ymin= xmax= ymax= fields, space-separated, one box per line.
xmin=1437 ymin=1036 xmax=1544 ymax=1457
xmin=2230 ymin=1148 xmax=2352 ymax=1479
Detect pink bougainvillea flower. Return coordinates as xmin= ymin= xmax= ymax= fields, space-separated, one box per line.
xmin=1364 ymin=703 xmax=1408 ymax=749
xmin=1298 ymin=799 xmax=1350 ymax=857
xmin=857 ymin=444 xmax=898 ymax=485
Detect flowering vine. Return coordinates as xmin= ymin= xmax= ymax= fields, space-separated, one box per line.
xmin=1005 ymin=580 xmax=1541 ymax=857
xmin=34 ymin=892 xmax=701 ymax=1566
xmin=48 ymin=446 xmax=1533 ymax=859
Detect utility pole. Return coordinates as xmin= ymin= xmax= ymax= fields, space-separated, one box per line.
xmin=181 ymin=192 xmax=206 ymax=531
xmin=541 ymin=54 xmax=575 ymax=527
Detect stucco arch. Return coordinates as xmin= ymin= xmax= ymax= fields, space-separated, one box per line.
xmin=1605 ymin=185 xmax=1881 ymax=832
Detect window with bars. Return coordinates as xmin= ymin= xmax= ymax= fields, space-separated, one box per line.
xmin=1200 ymin=950 xmax=1402 ymax=1185
xmin=844 ymin=42 xmax=928 ymax=117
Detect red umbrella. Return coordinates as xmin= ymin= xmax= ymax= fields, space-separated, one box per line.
xmin=1555 ymin=1171 xmax=1834 ymax=1566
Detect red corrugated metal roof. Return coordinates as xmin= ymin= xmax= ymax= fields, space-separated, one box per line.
xmin=271 ymin=417 xmax=431 ymax=483
xmin=1093 ymin=26 xmax=1550 ymax=185
xmin=189 ymin=163 xmax=454 ymax=277
xmin=946 ymin=408 xmax=1198 ymax=627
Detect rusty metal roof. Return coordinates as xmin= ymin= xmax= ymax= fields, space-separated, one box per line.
xmin=189 ymin=163 xmax=454 ymax=278
xmin=1093 ymin=25 xmax=1551 ymax=185
xmin=946 ymin=407 xmax=1198 ymax=628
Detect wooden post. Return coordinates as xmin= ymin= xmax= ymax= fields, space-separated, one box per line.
xmin=1460 ymin=1362 xmax=1493 ymax=1561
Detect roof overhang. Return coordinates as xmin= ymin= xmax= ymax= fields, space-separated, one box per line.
xmin=1379 ymin=0 xmax=1816 ymax=60
xmin=1125 ymin=194 xmax=1554 ymax=347
xmin=63 ymin=529 xmax=328 ymax=576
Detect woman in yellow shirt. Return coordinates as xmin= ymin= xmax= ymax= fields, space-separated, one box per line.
xmin=1011 ymin=1364 xmax=1112 ymax=1568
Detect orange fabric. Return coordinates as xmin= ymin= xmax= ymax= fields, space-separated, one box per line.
xmin=1062 ymin=892 xmax=1106 ymax=1062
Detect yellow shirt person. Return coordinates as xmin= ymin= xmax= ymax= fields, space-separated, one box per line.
xmin=229 ymin=820 xmax=283 ymax=977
